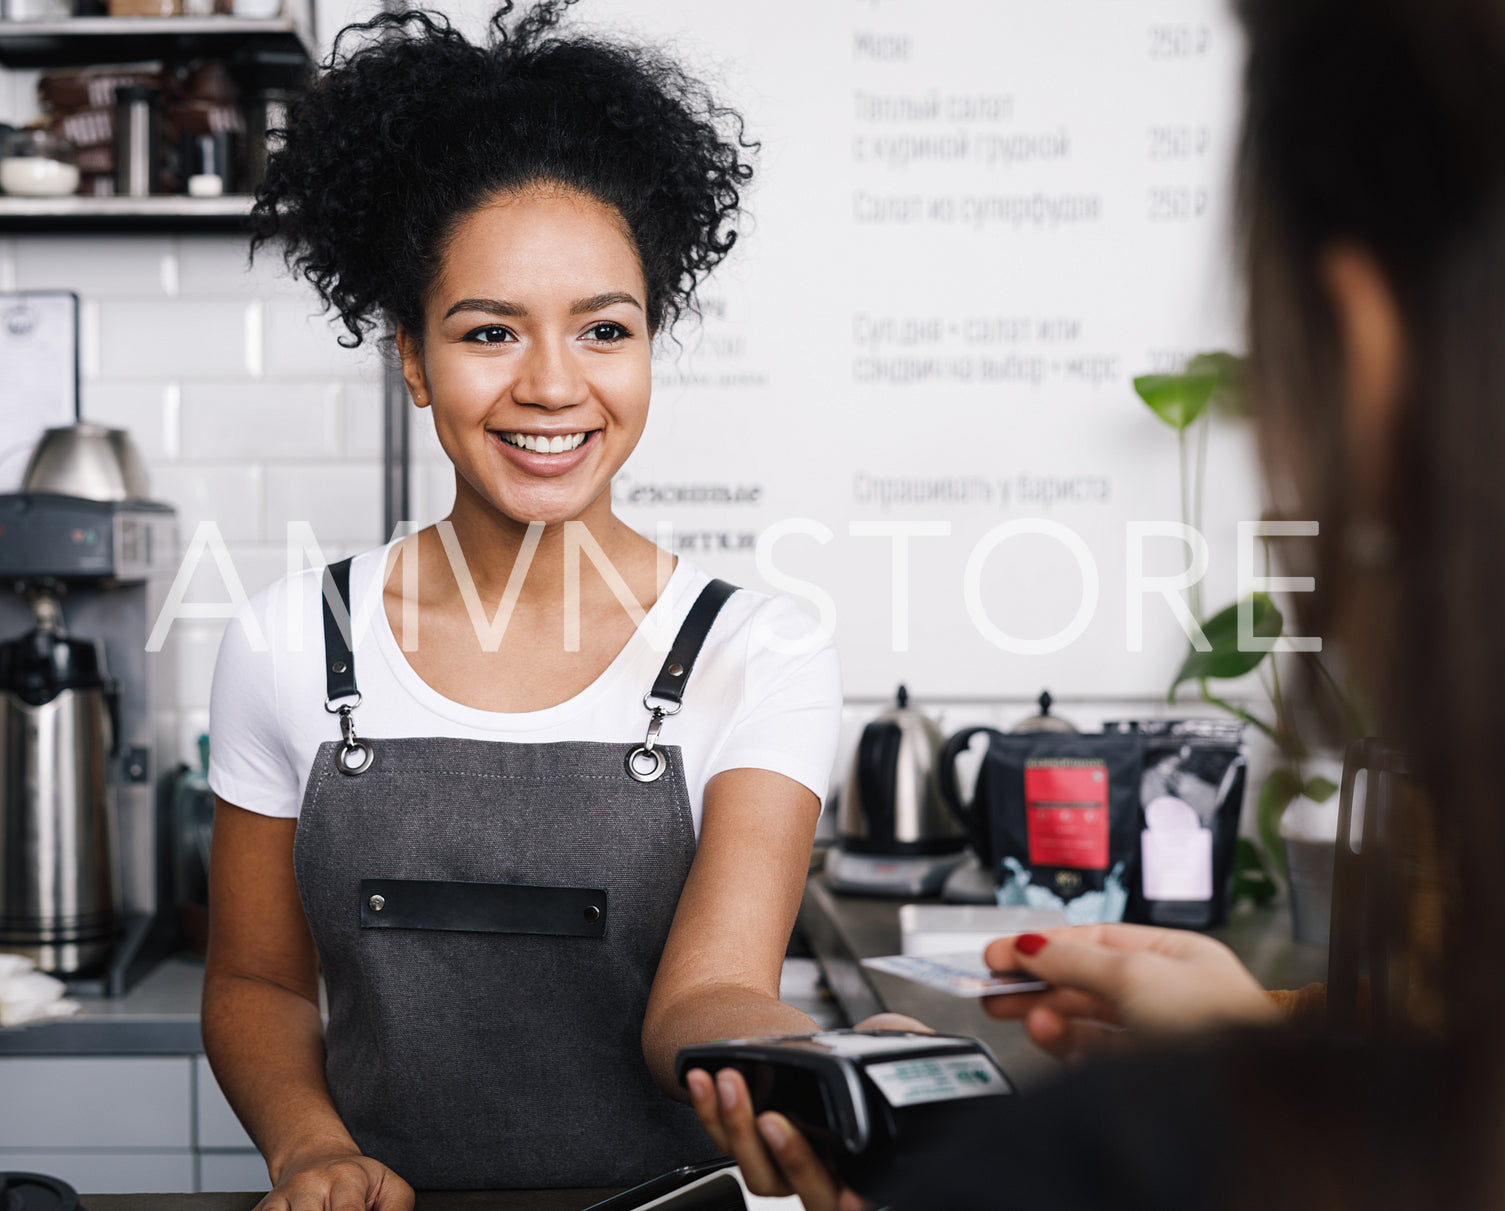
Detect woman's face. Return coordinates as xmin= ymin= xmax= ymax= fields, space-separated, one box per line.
xmin=401 ymin=187 xmax=652 ymax=529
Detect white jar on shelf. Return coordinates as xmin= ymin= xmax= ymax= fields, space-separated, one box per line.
xmin=0 ymin=130 xmax=81 ymax=198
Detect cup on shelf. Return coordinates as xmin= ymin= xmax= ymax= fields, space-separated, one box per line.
xmin=0 ymin=129 xmax=81 ymax=198
xmin=182 ymin=130 xmax=238 ymax=196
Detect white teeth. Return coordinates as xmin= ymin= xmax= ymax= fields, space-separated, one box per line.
xmin=500 ymin=431 xmax=587 ymax=453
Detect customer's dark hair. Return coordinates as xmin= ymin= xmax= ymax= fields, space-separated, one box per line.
xmin=251 ymin=0 xmax=755 ymax=345
xmin=1237 ymin=0 xmax=1505 ymax=1039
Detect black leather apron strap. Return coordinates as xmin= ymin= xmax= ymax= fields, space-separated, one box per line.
xmin=322 ymin=556 xmax=357 ymax=703
xmin=359 ymin=877 xmax=607 ymax=938
xmin=647 ymin=578 xmax=738 ymax=707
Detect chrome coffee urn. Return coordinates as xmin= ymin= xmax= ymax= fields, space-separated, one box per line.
xmin=0 ymin=589 xmax=122 ymax=975
xmin=0 ymin=426 xmax=178 ymax=992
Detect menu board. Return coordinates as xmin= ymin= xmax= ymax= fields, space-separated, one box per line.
xmin=538 ymin=0 xmax=1257 ymax=697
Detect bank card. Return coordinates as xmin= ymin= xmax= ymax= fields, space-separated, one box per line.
xmin=861 ymin=951 xmax=1048 ymax=998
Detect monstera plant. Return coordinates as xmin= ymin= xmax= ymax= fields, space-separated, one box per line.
xmin=1132 ymin=354 xmax=1361 ymax=891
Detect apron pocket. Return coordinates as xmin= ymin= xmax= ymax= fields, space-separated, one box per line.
xmin=358 ymin=877 xmax=607 ymax=937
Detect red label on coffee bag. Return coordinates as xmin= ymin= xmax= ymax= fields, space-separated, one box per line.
xmin=1025 ymin=762 xmax=1109 ymax=870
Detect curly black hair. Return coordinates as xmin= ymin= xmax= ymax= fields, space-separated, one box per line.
xmin=251 ymin=0 xmax=756 ymax=346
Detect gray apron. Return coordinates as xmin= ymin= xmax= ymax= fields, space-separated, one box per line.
xmin=292 ymin=558 xmax=736 ymax=1189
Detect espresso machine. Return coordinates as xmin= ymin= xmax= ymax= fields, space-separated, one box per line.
xmin=0 ymin=425 xmax=178 ymax=994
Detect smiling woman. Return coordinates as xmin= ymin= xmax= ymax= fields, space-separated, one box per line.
xmin=199 ymin=4 xmax=846 ymax=1207
xmin=405 ymin=190 xmax=654 ymax=531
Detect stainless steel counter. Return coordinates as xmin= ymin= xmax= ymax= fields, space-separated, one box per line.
xmin=796 ymin=872 xmax=1329 ymax=1091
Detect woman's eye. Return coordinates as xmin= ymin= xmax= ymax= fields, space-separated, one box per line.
xmin=465 ymin=325 xmax=515 ymax=344
xmin=584 ymin=321 xmax=631 ymax=343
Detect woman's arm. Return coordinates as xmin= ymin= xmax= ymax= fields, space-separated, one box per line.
xmin=202 ymin=798 xmax=413 ymax=1210
xmin=652 ymin=768 xmax=924 ymax=1201
xmin=641 ymin=766 xmax=822 ymax=1093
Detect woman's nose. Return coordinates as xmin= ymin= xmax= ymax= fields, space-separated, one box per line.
xmin=513 ymin=336 xmax=588 ymax=410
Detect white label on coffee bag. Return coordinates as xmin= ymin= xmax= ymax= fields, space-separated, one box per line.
xmin=1141 ymin=796 xmax=1214 ymax=901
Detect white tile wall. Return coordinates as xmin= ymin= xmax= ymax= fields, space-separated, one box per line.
xmin=180 ymin=381 xmax=344 ymax=461
xmin=176 ymin=237 xmax=309 ymax=301
xmin=81 ymin=381 xmax=179 ymax=460
xmin=14 ymin=236 xmax=177 ymax=298
xmin=182 ymin=543 xmax=293 ymax=604
xmin=152 ymin=464 xmax=267 ymax=545
xmin=175 ymin=621 xmax=229 ymax=713
xmin=98 ymin=300 xmax=254 ymax=379
xmin=342 ymin=383 xmax=387 ymax=460
xmin=264 ymin=463 xmax=385 ymax=544
xmin=1 ymin=232 xmax=398 ymax=764
xmin=411 ymin=460 xmax=458 ymax=527
xmin=263 ymin=298 xmax=383 ymax=379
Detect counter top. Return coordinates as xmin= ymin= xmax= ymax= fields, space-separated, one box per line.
xmin=796 ymin=872 xmax=1328 ymax=1092
xmin=1 ymin=887 xmax=1327 ymax=1063
xmin=0 ymin=956 xmax=205 ymax=1054
xmin=82 ymin=1191 xmax=621 ymax=1210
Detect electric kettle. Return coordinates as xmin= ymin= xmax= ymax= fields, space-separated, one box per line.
xmin=837 ymin=686 xmax=966 ymax=856
xmin=0 ymin=591 xmax=122 ymax=975
xmin=826 ymin=687 xmax=966 ymax=897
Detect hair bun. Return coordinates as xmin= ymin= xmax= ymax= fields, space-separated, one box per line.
xmin=252 ymin=1 xmax=755 ymax=346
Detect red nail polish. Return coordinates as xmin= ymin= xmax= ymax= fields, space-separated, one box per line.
xmin=1015 ymin=932 xmax=1048 ymax=957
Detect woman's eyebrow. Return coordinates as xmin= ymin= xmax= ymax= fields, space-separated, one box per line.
xmin=571 ymin=292 xmax=644 ymax=314
xmin=442 ymin=293 xmax=643 ymax=320
xmin=444 ymin=297 xmax=525 ymax=319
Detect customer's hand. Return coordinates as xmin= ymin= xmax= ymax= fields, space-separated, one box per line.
xmin=983 ymin=924 xmax=1279 ymax=1062
xmin=257 ymin=1146 xmax=414 ymax=1211
xmin=685 ymin=1014 xmax=926 ymax=1209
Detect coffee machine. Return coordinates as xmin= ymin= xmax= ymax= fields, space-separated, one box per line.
xmin=0 ymin=486 xmax=178 ymax=994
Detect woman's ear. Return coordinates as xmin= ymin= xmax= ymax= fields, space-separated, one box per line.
xmin=1319 ymin=244 xmax=1406 ymax=511
xmin=395 ymin=328 xmax=431 ymax=409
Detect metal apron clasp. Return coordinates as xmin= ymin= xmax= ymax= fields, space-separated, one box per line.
xmin=326 ymin=692 xmax=374 ymax=776
xmin=625 ymin=692 xmax=679 ymax=784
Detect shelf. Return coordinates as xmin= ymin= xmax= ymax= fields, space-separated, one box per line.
xmin=0 ymin=192 xmax=253 ymax=231
xmin=0 ymin=15 xmax=312 ymax=69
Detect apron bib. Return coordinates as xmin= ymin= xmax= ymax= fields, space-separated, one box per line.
xmin=292 ymin=559 xmax=736 ymax=1189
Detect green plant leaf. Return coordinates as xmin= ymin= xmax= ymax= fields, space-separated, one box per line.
xmin=1256 ymin=766 xmax=1303 ymax=881
xmin=1133 ymin=372 xmax=1219 ymax=432
xmin=1303 ymin=775 xmax=1338 ymax=804
xmin=1185 ymin=351 xmax=1248 ymax=417
xmin=1231 ymin=837 xmax=1278 ymax=908
xmin=1169 ymin=594 xmax=1284 ymax=695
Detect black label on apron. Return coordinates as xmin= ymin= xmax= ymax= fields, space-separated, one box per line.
xmin=359 ymin=877 xmax=607 ymax=937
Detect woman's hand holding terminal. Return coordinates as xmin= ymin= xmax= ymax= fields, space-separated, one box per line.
xmin=983 ymin=924 xmax=1280 ymax=1062
xmin=684 ymin=1013 xmax=926 ymax=1210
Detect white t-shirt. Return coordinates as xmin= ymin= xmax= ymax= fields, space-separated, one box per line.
xmin=207 ymin=544 xmax=842 ymax=837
